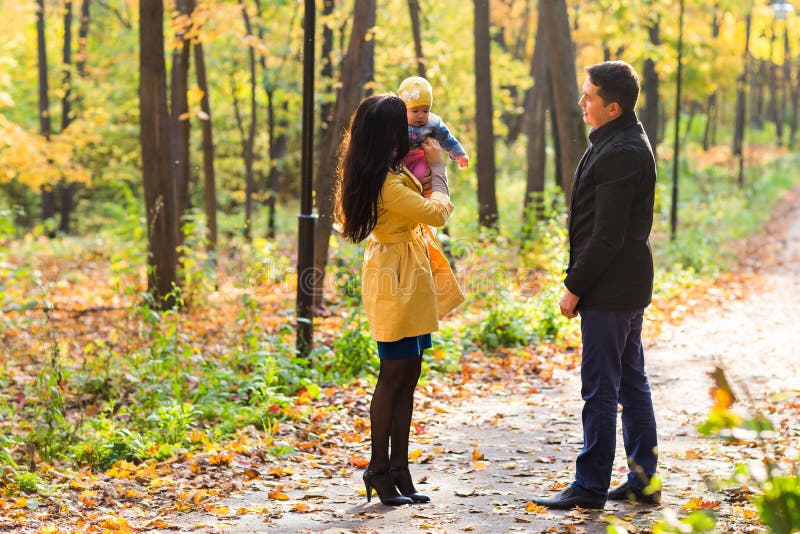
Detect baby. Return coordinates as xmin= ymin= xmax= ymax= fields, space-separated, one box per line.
xmin=397 ymin=76 xmax=469 ymax=197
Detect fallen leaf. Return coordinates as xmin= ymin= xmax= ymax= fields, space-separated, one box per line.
xmin=525 ymin=501 xmax=547 ymax=514
xmin=349 ymin=455 xmax=369 ymax=468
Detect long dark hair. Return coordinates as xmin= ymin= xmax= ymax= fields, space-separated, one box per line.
xmin=337 ymin=94 xmax=409 ymax=243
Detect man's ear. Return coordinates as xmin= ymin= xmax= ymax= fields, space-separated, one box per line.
xmin=608 ymin=101 xmax=622 ymax=118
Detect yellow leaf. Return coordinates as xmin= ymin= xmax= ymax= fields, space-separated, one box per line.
xmin=188 ymin=429 xmax=209 ymax=444
xmin=205 ymin=504 xmax=230 ymax=516
xmin=208 ymin=451 xmax=233 ymax=466
xmin=292 ymin=502 xmax=310 ymax=513
xmin=124 ymin=488 xmax=146 ymax=499
xmin=192 ymin=489 xmax=209 ymax=505
xmin=243 ymin=468 xmax=261 ymax=480
xmin=268 ymin=466 xmax=293 ymax=478
xmin=709 ymin=366 xmax=736 ymax=405
xmin=79 ymin=490 xmax=98 ymax=508
xmin=13 ymin=497 xmax=27 ymax=509
xmin=236 ymin=505 xmax=269 ymax=515
xmin=149 ymin=476 xmax=176 ymax=489
xmin=408 ymin=448 xmax=423 ymax=460
xmin=682 ymin=496 xmax=719 ymax=511
xmin=36 ymin=526 xmax=60 ymax=534
xmin=348 ymin=455 xmax=369 ymax=468
xmin=144 ymin=519 xmax=171 ymax=529
xmin=525 ymin=501 xmax=547 ymax=513
xmin=472 ymin=449 xmax=484 ymax=461
xmin=268 ymin=490 xmax=290 ymax=501
xmin=470 ymin=460 xmax=487 ymax=470
xmin=98 ymin=516 xmax=132 ymax=531
xmin=712 ymin=387 xmax=734 ymax=411
xmin=69 ymin=479 xmax=93 ymax=490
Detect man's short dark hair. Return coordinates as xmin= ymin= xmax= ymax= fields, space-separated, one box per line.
xmin=586 ymin=61 xmax=640 ymax=114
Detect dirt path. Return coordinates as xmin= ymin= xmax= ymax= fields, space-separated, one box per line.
xmin=176 ymin=197 xmax=800 ymax=533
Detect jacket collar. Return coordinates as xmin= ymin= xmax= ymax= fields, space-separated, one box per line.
xmin=398 ymin=164 xmax=424 ymax=194
xmin=588 ymin=110 xmax=639 ymax=145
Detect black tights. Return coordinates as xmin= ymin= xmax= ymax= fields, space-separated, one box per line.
xmin=368 ymin=355 xmax=422 ymax=472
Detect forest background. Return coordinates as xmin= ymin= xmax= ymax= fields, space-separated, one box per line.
xmin=1 ymin=0 xmax=800 ymax=532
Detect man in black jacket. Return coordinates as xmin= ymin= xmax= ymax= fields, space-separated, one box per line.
xmin=534 ymin=61 xmax=660 ymax=510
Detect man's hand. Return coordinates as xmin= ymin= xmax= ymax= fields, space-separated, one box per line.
xmin=457 ymin=154 xmax=470 ymax=168
xmin=559 ymin=289 xmax=580 ymax=319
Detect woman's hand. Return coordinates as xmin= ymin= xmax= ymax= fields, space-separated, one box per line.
xmin=421 ymin=137 xmax=444 ymax=165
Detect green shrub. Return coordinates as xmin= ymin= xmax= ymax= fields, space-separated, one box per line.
xmin=15 ymin=470 xmax=45 ymax=494
xmin=469 ymin=301 xmax=532 ymax=350
xmin=323 ymin=308 xmax=379 ymax=380
xmin=70 ymin=426 xmax=146 ymax=471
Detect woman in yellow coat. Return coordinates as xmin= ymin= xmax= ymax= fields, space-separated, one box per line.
xmin=337 ymin=94 xmax=463 ymax=506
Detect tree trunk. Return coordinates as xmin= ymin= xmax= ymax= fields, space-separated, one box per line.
xmin=62 ymin=1 xmax=73 ymax=132
xmin=789 ymin=55 xmax=799 ymax=147
xmin=523 ymin=4 xmax=548 ymax=234
xmin=37 ymin=0 xmax=56 ymax=228
xmin=514 ymin=0 xmax=533 ymax=60
xmin=140 ymin=0 xmax=178 ymax=308
xmin=59 ymin=0 xmax=75 ymax=234
xmin=313 ymin=0 xmax=373 ymax=305
xmin=474 ymin=0 xmax=499 ymax=228
xmin=362 ymin=0 xmax=376 ymax=96
xmin=240 ymin=1 xmax=257 ymax=240
xmin=783 ymin=28 xmax=794 ymax=147
xmin=642 ymin=19 xmax=660 ymax=160
xmin=733 ymin=8 xmax=752 ymax=163
xmin=77 ymin=0 xmax=91 ymax=77
xmin=171 ymin=0 xmax=192 ymax=242
xmin=702 ymin=92 xmax=717 ymax=150
xmin=548 ymin=75 xmax=563 ymax=191
xmin=266 ymin=92 xmax=288 ymax=239
xmin=408 ymin=0 xmax=426 ymax=77
xmin=541 ymin=0 xmax=586 ymax=203
xmin=752 ymin=59 xmax=765 ymax=128
xmin=320 ymin=0 xmax=335 ymax=140
xmin=702 ymin=7 xmax=719 ymax=151
xmin=193 ymin=38 xmax=217 ymax=251
xmin=254 ymin=0 xmax=290 ymax=240
xmin=684 ymin=101 xmax=697 ymax=142
xmin=766 ymin=23 xmax=783 ymax=145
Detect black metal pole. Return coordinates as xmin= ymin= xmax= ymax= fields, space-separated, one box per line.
xmin=297 ymin=0 xmax=317 ymax=357
xmin=670 ymin=0 xmax=684 ymax=241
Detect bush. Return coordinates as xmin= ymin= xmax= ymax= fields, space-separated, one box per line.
xmin=323 ymin=308 xmax=379 ymax=381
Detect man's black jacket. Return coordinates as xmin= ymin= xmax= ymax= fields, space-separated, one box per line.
xmin=564 ymin=111 xmax=656 ymax=311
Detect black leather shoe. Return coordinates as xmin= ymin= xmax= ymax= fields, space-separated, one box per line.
xmin=533 ymin=486 xmax=605 ymax=510
xmin=363 ymin=469 xmax=413 ymax=506
xmin=391 ymin=466 xmax=430 ymax=503
xmin=607 ymin=481 xmax=661 ymax=504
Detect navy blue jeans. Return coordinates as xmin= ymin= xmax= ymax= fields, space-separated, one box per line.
xmin=572 ymin=309 xmax=658 ymax=500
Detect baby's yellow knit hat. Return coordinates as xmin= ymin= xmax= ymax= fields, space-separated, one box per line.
xmin=397 ymin=76 xmax=433 ymax=109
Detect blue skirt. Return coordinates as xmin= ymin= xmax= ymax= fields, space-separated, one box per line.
xmin=377 ymin=334 xmax=432 ymax=360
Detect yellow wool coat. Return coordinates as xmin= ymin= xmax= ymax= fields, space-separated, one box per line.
xmin=362 ymin=165 xmax=464 ymax=342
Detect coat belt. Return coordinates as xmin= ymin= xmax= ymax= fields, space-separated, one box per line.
xmin=369 ymin=226 xmax=425 ymax=244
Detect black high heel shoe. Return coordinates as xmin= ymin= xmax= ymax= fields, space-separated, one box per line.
xmin=363 ymin=469 xmax=413 ymax=505
xmin=391 ymin=466 xmax=430 ymax=503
